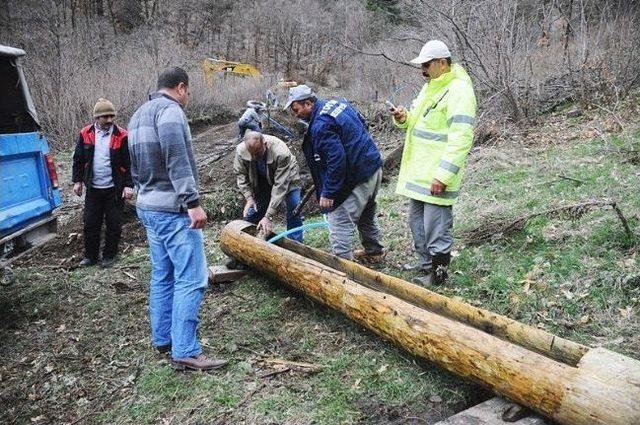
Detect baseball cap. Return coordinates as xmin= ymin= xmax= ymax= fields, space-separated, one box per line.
xmin=410 ymin=40 xmax=451 ymax=64
xmin=247 ymin=100 xmax=266 ymax=110
xmin=283 ymin=85 xmax=315 ymax=110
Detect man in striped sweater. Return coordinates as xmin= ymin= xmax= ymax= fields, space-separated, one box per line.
xmin=128 ymin=67 xmax=226 ymax=371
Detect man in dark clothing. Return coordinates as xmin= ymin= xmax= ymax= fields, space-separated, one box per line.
xmin=284 ymin=85 xmax=384 ymax=261
xmin=72 ymin=98 xmax=133 ymax=268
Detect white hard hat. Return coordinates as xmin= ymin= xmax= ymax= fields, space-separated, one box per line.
xmin=410 ymin=40 xmax=451 ymax=64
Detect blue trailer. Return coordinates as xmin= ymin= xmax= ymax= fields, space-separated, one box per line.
xmin=0 ymin=45 xmax=62 ymax=265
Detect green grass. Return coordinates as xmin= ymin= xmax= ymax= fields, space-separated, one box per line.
xmin=300 ymin=129 xmax=639 ymax=355
xmin=2 ymin=114 xmax=639 ymax=424
xmin=100 ymin=365 xmax=242 ymax=424
xmin=414 ymin=133 xmax=638 ymax=349
xmin=85 ymin=255 xmax=465 ymax=424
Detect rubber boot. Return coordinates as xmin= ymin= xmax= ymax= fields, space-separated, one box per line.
xmin=431 ymin=253 xmax=451 ymax=285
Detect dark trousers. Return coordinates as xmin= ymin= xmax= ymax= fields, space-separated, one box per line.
xmin=83 ymin=187 xmax=123 ymax=261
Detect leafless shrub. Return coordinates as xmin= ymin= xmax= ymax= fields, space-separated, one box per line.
xmin=388 ymin=0 xmax=640 ymax=123
xmin=2 ymin=0 xmax=639 ymax=148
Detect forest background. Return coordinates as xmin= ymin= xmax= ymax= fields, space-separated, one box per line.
xmin=2 ymin=0 xmax=639 ymax=148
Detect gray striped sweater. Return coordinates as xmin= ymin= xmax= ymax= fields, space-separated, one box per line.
xmin=128 ymin=92 xmax=200 ymax=212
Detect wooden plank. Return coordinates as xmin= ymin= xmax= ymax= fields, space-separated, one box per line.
xmin=208 ymin=265 xmax=246 ymax=284
xmin=435 ymin=397 xmax=549 ymax=425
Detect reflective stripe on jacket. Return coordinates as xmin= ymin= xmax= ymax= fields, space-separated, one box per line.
xmin=394 ymin=64 xmax=476 ymax=206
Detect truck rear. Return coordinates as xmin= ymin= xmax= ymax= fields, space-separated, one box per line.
xmin=0 ymin=45 xmax=62 ymax=265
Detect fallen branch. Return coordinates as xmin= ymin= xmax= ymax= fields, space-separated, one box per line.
xmin=114 ymin=265 xmax=140 ymax=270
xmin=238 ymin=345 xmax=267 ymax=358
xmin=461 ymin=200 xmax=634 ymax=245
xmin=262 ymin=358 xmax=322 ymax=373
xmin=259 ymin=367 xmax=291 ymax=378
xmin=610 ymin=202 xmax=633 ymax=239
xmin=121 ymin=270 xmax=136 ymax=280
xmin=556 ymin=174 xmax=585 ymax=184
xmin=25 ymin=264 xmax=77 ymax=271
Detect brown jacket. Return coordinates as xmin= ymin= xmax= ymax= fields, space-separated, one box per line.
xmin=234 ymin=134 xmax=302 ymax=218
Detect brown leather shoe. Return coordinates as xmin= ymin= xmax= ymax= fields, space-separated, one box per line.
xmin=353 ymin=249 xmax=386 ymax=264
xmin=171 ymin=354 xmax=227 ymax=371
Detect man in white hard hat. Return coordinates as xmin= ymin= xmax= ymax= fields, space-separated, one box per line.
xmin=390 ymin=40 xmax=476 ymax=286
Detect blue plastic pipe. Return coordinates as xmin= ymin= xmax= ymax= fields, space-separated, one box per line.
xmin=267 ymin=215 xmax=329 ymax=244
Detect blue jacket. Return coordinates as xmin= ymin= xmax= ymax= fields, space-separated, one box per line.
xmin=302 ymin=98 xmax=382 ymax=210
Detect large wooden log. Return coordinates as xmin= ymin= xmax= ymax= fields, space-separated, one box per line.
xmin=276 ymin=237 xmax=588 ymax=366
xmin=220 ymin=220 xmax=640 ymax=425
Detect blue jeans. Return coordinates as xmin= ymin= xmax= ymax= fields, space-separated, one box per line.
xmin=136 ymin=208 xmax=208 ymax=359
xmin=245 ymin=187 xmax=303 ymax=242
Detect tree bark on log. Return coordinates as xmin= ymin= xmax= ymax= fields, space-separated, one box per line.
xmin=220 ymin=220 xmax=640 ymax=425
xmin=276 ymin=237 xmax=587 ymax=366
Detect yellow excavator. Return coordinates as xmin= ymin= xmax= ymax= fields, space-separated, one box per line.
xmin=202 ymin=58 xmax=300 ymax=138
xmin=202 ymin=58 xmax=261 ymax=85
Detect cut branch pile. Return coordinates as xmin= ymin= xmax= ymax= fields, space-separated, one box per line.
xmin=460 ymin=200 xmax=633 ymax=245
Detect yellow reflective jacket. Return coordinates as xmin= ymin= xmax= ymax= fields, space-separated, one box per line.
xmin=394 ymin=64 xmax=476 ymax=206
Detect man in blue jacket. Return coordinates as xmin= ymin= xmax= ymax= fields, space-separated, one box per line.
xmin=285 ymin=85 xmax=384 ymax=261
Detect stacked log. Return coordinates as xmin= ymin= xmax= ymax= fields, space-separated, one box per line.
xmin=220 ymin=220 xmax=640 ymax=425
